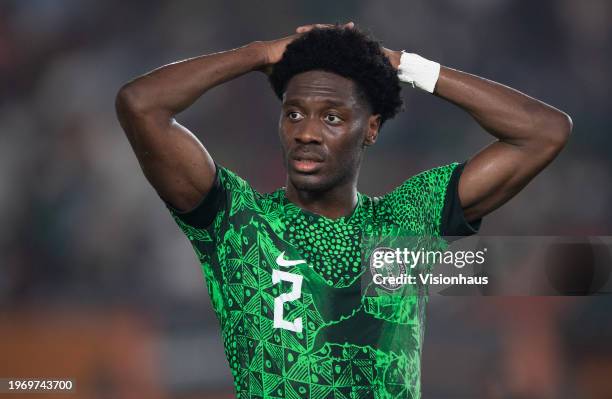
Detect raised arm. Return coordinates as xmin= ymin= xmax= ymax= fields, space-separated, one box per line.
xmin=115 ymin=36 xmax=300 ymax=211
xmin=385 ymin=51 xmax=572 ymax=223
xmin=434 ymin=67 xmax=572 ymax=222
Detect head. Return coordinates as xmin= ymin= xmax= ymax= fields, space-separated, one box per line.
xmin=269 ymin=26 xmax=402 ymax=193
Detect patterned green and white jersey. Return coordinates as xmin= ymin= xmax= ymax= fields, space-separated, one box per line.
xmin=166 ymin=162 xmax=480 ymax=399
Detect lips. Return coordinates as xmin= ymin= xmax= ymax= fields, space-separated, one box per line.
xmin=292 ymin=158 xmax=323 ymax=173
xmin=290 ymin=151 xmax=325 ymax=173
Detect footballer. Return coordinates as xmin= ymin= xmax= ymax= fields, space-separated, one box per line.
xmin=116 ymin=23 xmax=571 ymax=399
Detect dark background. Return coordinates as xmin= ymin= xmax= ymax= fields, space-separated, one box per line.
xmin=1 ymin=0 xmax=611 ymax=398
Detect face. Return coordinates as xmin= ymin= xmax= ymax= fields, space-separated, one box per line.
xmin=279 ymin=70 xmax=381 ymax=193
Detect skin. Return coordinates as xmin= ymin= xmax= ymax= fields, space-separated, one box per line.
xmin=116 ymin=22 xmax=572 ymax=223
xmin=280 ymin=70 xmax=380 ymax=218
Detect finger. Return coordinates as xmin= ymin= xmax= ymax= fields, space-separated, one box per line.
xmin=296 ymin=23 xmax=336 ymax=33
xmin=344 ymin=21 xmax=355 ymax=29
xmin=296 ymin=25 xmax=318 ymax=33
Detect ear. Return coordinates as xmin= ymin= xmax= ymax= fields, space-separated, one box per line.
xmin=363 ymin=114 xmax=381 ymax=146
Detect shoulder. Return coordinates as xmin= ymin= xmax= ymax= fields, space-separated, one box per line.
xmin=381 ymin=163 xmax=460 ymax=205
xmin=216 ymin=165 xmax=286 ymax=218
xmin=217 ymin=165 xmax=252 ymax=193
xmin=398 ymin=163 xmax=460 ymax=193
xmin=377 ymin=162 xmax=462 ymax=235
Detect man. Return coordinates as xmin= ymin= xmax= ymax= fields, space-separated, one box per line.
xmin=116 ymin=23 xmax=571 ymax=399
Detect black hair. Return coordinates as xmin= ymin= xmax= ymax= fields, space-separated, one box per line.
xmin=268 ymin=26 xmax=403 ymax=124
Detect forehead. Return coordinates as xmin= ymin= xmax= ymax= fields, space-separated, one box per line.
xmin=283 ymin=70 xmax=362 ymax=107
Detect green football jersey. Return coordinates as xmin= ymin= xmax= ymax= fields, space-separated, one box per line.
xmin=166 ymin=162 xmax=480 ymax=399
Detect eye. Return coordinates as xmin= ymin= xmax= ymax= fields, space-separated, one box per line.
xmin=287 ymin=111 xmax=303 ymax=121
xmin=324 ymin=114 xmax=343 ymax=125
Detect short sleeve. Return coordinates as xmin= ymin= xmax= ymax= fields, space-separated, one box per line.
xmin=164 ymin=164 xmax=257 ymax=236
xmin=382 ymin=162 xmax=480 ymax=237
xmin=163 ymin=164 xmax=250 ymax=321
xmin=164 ymin=163 xmax=227 ymax=229
xmin=439 ymin=161 xmax=482 ymax=239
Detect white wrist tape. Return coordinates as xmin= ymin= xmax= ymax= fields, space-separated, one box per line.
xmin=397 ymin=51 xmax=441 ymax=93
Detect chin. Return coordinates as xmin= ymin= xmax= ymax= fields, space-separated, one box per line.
xmin=288 ymin=172 xmax=331 ymax=193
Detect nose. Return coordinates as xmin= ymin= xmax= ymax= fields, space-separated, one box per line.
xmin=294 ymin=117 xmax=323 ymax=144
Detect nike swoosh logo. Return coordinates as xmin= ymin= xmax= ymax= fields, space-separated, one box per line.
xmin=276 ymin=251 xmax=306 ymax=268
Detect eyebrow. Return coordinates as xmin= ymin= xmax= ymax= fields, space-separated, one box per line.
xmin=282 ymin=98 xmax=351 ymax=109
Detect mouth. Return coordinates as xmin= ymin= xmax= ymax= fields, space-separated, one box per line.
xmin=291 ymin=159 xmax=323 ymax=173
xmin=290 ymin=156 xmax=324 ymax=174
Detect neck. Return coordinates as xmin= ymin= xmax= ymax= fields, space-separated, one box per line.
xmin=285 ymin=179 xmax=358 ymax=219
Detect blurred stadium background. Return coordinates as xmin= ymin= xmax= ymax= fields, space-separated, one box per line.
xmin=1 ymin=0 xmax=611 ymax=398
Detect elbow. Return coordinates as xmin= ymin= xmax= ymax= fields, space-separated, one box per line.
xmin=535 ymin=110 xmax=573 ymax=155
xmin=550 ymin=111 xmax=573 ymax=148
xmin=115 ymin=80 xmax=172 ymax=123
xmin=554 ymin=111 xmax=573 ymax=143
xmin=115 ymin=81 xmax=147 ymax=116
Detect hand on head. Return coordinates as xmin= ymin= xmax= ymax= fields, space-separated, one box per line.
xmin=295 ymin=22 xmax=354 ymax=34
xmin=258 ymin=22 xmax=355 ymax=75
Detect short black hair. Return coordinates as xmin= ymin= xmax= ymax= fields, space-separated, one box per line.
xmin=268 ymin=26 xmax=403 ymax=124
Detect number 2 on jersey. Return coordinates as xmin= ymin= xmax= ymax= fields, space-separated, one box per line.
xmin=272 ymin=270 xmax=303 ymax=333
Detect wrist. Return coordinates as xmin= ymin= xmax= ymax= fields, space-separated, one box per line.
xmin=384 ymin=49 xmax=402 ymax=70
xmin=397 ymin=51 xmax=441 ymax=93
